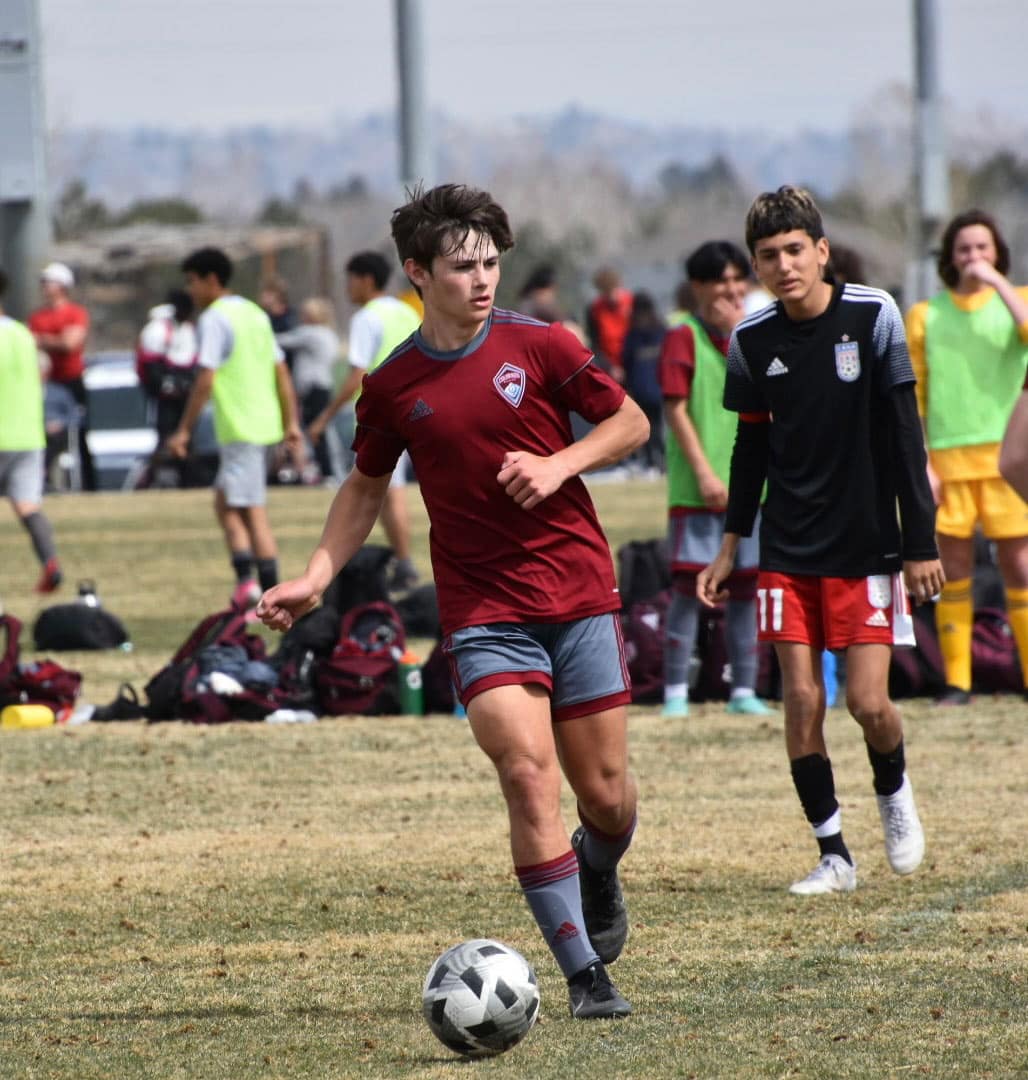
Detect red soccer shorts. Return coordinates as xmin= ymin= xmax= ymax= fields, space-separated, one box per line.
xmin=755 ymin=571 xmax=914 ymax=650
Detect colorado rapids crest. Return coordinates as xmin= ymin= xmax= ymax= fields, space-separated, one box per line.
xmin=493 ymin=363 xmax=526 ymax=408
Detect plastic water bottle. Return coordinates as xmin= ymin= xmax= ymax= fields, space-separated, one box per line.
xmin=397 ymin=650 xmax=425 ymax=716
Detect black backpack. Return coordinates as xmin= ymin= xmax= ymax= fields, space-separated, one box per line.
xmin=33 ymin=603 xmax=128 ymax=651
xmin=617 ymin=538 xmax=670 ymax=609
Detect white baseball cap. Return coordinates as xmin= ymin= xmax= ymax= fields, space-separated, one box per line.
xmin=40 ymin=262 xmax=74 ymax=288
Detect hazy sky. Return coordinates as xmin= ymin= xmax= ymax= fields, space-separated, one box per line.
xmin=38 ymin=0 xmax=1027 ymax=136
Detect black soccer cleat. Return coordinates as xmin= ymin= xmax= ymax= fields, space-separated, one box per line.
xmin=567 ymin=960 xmax=632 ymax=1019
xmin=571 ymin=825 xmax=629 ymax=964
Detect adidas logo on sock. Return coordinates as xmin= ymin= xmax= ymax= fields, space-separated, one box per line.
xmin=765 ymin=357 xmax=789 ymax=376
xmin=407 ymin=398 xmax=433 ymax=421
xmin=552 ymin=921 xmax=580 ymax=944
xmin=865 ymin=609 xmax=889 ymax=627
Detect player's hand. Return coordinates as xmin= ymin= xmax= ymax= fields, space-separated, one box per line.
xmin=284 ymin=424 xmax=306 ymax=469
xmin=962 ymin=258 xmax=1003 ymax=289
xmin=497 ymin=451 xmax=569 ymax=510
xmin=697 ymin=553 xmax=733 ymax=608
xmin=307 ymin=415 xmax=327 ymax=445
xmin=164 ymin=429 xmax=189 ymax=459
xmin=709 ymin=293 xmax=745 ymax=336
xmin=698 ymin=472 xmax=729 ymax=510
xmin=256 ymin=577 xmax=320 ymax=632
xmin=903 ymin=559 xmax=945 ymax=605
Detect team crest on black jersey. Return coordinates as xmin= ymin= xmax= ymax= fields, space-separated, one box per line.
xmin=834 ymin=338 xmax=860 ymax=382
xmin=493 ymin=362 xmax=526 ymax=408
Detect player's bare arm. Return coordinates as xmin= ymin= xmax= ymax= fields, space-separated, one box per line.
xmin=497 ymin=397 xmax=649 ymax=510
xmin=257 ymin=468 xmax=390 ymax=631
xmin=663 ymin=399 xmax=727 ymax=509
xmin=903 ymin=559 xmax=946 ymax=605
xmin=166 ymin=367 xmax=214 ymax=458
xmin=697 ymin=534 xmax=740 ymax=608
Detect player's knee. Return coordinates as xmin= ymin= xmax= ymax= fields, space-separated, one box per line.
xmin=496 ymin=753 xmax=558 ymax=815
xmin=847 ymin=691 xmax=891 ymax=732
xmin=782 ymin=682 xmax=821 ymax=723
xmin=575 ymin=769 xmax=630 ymax=824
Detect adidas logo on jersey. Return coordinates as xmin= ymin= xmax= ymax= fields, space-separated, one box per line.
xmin=407 ymin=398 xmax=433 ymax=421
xmin=865 ymin=609 xmax=889 ymax=628
xmin=765 ymin=357 xmax=789 ymax=377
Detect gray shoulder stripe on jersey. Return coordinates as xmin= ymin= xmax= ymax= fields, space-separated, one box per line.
xmin=736 ymin=306 xmax=779 ymax=331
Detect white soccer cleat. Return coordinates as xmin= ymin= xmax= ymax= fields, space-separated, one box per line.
xmin=788 ymin=854 xmax=857 ymax=896
xmin=877 ymin=775 xmax=925 ymax=875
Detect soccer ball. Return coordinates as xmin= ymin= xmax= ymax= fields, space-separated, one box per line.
xmin=422 ymin=938 xmax=540 ymax=1057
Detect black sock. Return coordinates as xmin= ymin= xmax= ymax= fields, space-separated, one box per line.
xmin=21 ymin=511 xmax=57 ymax=564
xmin=866 ymin=738 xmax=905 ymax=797
xmin=790 ymin=753 xmax=852 ymax=866
xmin=256 ymin=558 xmax=278 ymax=592
xmin=231 ymin=551 xmax=254 ymax=583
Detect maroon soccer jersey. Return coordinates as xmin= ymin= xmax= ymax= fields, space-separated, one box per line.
xmin=353 ymin=309 xmax=627 ymax=634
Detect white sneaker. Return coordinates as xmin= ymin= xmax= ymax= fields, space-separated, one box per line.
xmin=788 ymin=854 xmax=857 ymax=895
xmin=877 ymin=775 xmax=925 ymax=875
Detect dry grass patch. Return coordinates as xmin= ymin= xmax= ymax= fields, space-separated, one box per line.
xmin=1 ymin=483 xmax=1026 ymax=1077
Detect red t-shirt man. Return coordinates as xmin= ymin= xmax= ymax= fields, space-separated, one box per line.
xmin=354 ymin=309 xmax=626 ymax=635
xmin=28 ymin=264 xmax=90 ymax=385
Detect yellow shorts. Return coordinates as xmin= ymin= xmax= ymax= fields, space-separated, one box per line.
xmin=936 ymin=476 xmax=1028 ymax=539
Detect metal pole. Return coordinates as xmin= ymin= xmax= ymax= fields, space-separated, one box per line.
xmin=909 ymin=0 xmax=948 ymax=304
xmin=0 ymin=0 xmax=52 ymax=319
xmin=395 ymin=0 xmax=431 ymax=190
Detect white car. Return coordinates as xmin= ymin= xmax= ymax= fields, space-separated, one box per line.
xmin=83 ymin=354 xmax=160 ymax=490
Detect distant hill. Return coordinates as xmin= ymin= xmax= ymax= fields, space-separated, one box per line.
xmin=46 ymin=107 xmax=906 ymax=217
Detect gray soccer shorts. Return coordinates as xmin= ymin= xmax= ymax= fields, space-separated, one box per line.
xmin=216 ymin=442 xmax=269 ymax=508
xmin=0 ymin=449 xmax=44 ymax=503
xmin=444 ymin=612 xmax=631 ymax=720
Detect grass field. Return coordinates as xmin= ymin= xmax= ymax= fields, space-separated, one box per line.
xmin=1 ymin=482 xmax=1026 ymax=1079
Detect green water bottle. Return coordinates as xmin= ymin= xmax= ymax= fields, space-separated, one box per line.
xmin=397 ymin=650 xmax=425 ymax=716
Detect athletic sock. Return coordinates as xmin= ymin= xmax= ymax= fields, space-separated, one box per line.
xmin=577 ymin=808 xmax=636 ymax=871
xmin=726 ymin=597 xmax=759 ymax=693
xmin=936 ymin=577 xmax=973 ymax=691
xmin=665 ymin=589 xmax=700 ymax=697
xmin=1004 ymin=587 xmax=1028 ymax=691
xmin=790 ymin=753 xmax=852 ymax=866
xmin=866 ymin=737 xmax=905 ymax=797
xmin=517 ymin=851 xmax=599 ymax=978
xmin=20 ymin=511 xmax=58 ymax=565
xmin=256 ymin=558 xmax=279 ymax=592
xmin=231 ymin=551 xmax=254 ymax=583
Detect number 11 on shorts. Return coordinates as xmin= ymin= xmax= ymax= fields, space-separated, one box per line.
xmin=757 ymin=587 xmax=784 ymax=632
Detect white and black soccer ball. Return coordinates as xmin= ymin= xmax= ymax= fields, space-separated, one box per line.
xmin=422 ymin=938 xmax=540 ymax=1057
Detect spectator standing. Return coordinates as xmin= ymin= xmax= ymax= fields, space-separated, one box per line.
xmin=586 ymin=267 xmax=633 ymax=382
xmin=699 ymin=186 xmax=943 ymax=896
xmin=307 ymin=251 xmax=422 ymax=591
xmin=621 ymin=291 xmax=666 ymax=474
xmin=0 ymin=268 xmax=63 ymax=592
xmin=28 ymin=262 xmax=95 ymax=491
xmin=905 ymin=209 xmax=1028 ymax=705
xmin=137 ymin=288 xmax=198 ymax=440
xmin=275 ymin=297 xmax=342 ymax=483
xmin=259 ymin=276 xmax=298 ymax=371
xmin=166 ymin=247 xmax=303 ymax=609
xmin=659 ymin=242 xmax=769 ymax=719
